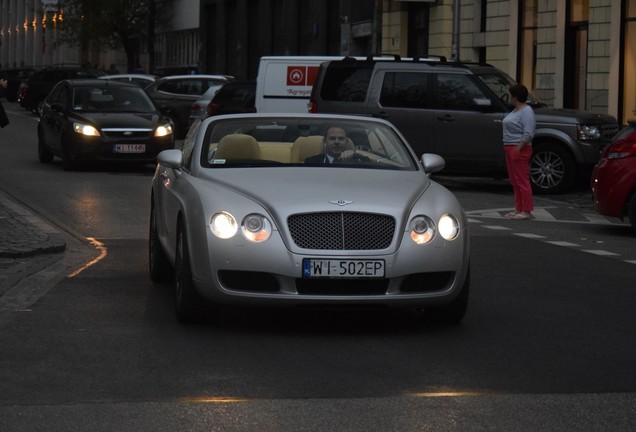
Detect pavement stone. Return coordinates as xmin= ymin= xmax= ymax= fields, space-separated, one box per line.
xmin=0 ymin=191 xmax=66 ymax=298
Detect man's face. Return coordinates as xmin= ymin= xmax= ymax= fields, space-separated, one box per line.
xmin=324 ymin=127 xmax=348 ymax=157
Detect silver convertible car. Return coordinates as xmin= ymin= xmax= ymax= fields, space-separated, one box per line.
xmin=149 ymin=113 xmax=470 ymax=323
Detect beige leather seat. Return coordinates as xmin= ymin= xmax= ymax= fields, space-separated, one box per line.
xmin=215 ymin=134 xmax=261 ymax=160
xmin=290 ymin=135 xmax=324 ymax=163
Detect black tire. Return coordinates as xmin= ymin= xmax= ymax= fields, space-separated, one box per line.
xmin=175 ymin=222 xmax=203 ymax=323
xmin=529 ymin=143 xmax=577 ymax=194
xmin=149 ymin=202 xmax=174 ymax=283
xmin=424 ymin=265 xmax=470 ymax=324
xmin=37 ymin=131 xmax=54 ymax=163
xmin=628 ymin=193 xmax=636 ymax=232
xmin=61 ymin=141 xmax=78 ymax=171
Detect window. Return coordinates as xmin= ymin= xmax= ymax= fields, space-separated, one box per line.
xmin=320 ymin=65 xmax=373 ymax=102
xmin=435 ymin=74 xmax=490 ymax=110
xmin=518 ymin=0 xmax=537 ymax=90
xmin=622 ymin=0 xmax=636 ymax=124
xmin=379 ymin=72 xmax=431 ymax=109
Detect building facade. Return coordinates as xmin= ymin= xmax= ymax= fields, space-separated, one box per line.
xmin=3 ymin=1 xmax=634 ymax=125
xmin=198 ymin=0 xmax=635 ymax=126
xmin=0 ymin=0 xmax=200 ymax=74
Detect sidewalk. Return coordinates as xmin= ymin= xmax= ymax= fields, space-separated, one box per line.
xmin=0 ymin=191 xmax=66 ymax=297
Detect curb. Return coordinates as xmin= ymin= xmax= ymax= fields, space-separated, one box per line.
xmin=0 ymin=192 xmax=67 ymax=258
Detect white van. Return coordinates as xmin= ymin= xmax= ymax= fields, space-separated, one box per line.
xmin=255 ymin=56 xmax=344 ymax=113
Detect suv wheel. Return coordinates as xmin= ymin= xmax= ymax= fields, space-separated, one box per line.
xmin=530 ymin=143 xmax=576 ymax=194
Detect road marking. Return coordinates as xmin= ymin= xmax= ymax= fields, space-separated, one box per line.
xmin=515 ymin=233 xmax=547 ymax=239
xmin=545 ymin=241 xmax=580 ymax=247
xmin=582 ymin=250 xmax=620 ymax=256
xmin=466 ymin=206 xmax=625 ymax=225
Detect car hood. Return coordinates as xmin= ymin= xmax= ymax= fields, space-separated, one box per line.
xmin=534 ymin=107 xmax=617 ymax=125
xmin=199 ymin=167 xmax=430 ymax=217
xmin=73 ymin=112 xmax=161 ymax=128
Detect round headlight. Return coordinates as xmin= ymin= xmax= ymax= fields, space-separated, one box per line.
xmin=73 ymin=123 xmax=100 ymax=137
xmin=155 ymin=124 xmax=173 ymax=137
xmin=438 ymin=214 xmax=459 ymax=240
xmin=241 ymin=214 xmax=272 ymax=242
xmin=409 ymin=215 xmax=436 ymax=245
xmin=210 ymin=212 xmax=238 ymax=239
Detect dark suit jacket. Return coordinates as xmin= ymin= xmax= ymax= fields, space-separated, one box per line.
xmin=304 ymin=153 xmax=331 ymax=165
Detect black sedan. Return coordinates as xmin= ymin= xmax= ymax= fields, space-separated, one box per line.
xmin=38 ymin=79 xmax=174 ymax=170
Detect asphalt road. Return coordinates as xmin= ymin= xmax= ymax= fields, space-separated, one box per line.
xmin=1 ymin=102 xmax=635 ymax=431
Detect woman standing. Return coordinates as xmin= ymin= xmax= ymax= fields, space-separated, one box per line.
xmin=502 ymin=84 xmax=535 ymax=220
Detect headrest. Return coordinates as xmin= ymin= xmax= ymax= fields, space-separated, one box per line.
xmin=215 ymin=134 xmax=261 ymax=160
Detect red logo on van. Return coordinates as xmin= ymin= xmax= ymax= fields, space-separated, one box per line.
xmin=287 ymin=66 xmax=319 ymax=86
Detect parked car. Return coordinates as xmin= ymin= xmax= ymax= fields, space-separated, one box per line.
xmin=591 ymin=120 xmax=636 ymax=231
xmin=18 ymin=66 xmax=107 ymax=115
xmin=145 ymin=74 xmax=234 ymax=138
xmin=37 ymin=79 xmax=174 ymax=170
xmin=149 ymin=113 xmax=470 ymax=324
xmin=309 ymin=57 xmax=620 ymax=194
xmin=187 ymin=83 xmax=225 ymax=125
xmin=189 ymin=81 xmax=256 ymax=125
xmin=99 ymin=73 xmax=157 ymax=87
xmin=0 ymin=68 xmax=34 ymax=101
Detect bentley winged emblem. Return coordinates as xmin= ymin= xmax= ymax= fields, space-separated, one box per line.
xmin=329 ymin=200 xmax=354 ymax=206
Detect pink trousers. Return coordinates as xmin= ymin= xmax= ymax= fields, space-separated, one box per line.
xmin=504 ymin=145 xmax=534 ymax=213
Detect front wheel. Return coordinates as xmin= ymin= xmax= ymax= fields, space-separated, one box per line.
xmin=149 ymin=202 xmax=174 ymax=283
xmin=175 ymin=223 xmax=204 ymax=323
xmin=38 ymin=131 xmax=54 ymax=163
xmin=529 ymin=144 xmax=576 ymax=194
xmin=423 ymin=266 xmax=470 ymax=324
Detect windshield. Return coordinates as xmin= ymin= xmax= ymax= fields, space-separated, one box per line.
xmin=72 ymin=86 xmax=156 ymax=113
xmin=475 ymin=70 xmax=545 ymax=108
xmin=200 ymin=117 xmax=418 ymax=171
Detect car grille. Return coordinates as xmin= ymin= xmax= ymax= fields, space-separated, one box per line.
xmin=601 ymin=123 xmax=620 ymax=140
xmin=101 ymin=128 xmax=153 ymax=139
xmin=288 ymin=212 xmax=395 ymax=250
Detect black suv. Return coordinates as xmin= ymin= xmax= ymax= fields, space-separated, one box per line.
xmin=18 ymin=66 xmax=106 ymax=114
xmin=309 ymin=57 xmax=619 ymax=194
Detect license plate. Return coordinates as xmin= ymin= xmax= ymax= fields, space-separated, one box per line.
xmin=302 ymin=259 xmax=385 ymax=279
xmin=113 ymin=144 xmax=146 ymax=153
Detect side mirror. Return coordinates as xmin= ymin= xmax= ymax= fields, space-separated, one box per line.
xmin=420 ymin=153 xmax=445 ymax=175
xmin=50 ymin=103 xmax=64 ymax=113
xmin=157 ymin=149 xmax=183 ymax=169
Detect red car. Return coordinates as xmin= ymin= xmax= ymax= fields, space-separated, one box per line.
xmin=591 ymin=120 xmax=636 ymax=231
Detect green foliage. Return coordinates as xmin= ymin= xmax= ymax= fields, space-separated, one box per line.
xmin=57 ymin=0 xmax=174 ymax=69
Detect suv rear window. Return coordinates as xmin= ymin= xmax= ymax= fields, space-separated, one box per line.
xmin=319 ymin=64 xmax=373 ymax=102
xmin=380 ymin=72 xmax=432 ymax=109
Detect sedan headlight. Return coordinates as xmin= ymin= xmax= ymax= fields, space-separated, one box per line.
xmin=409 ymin=215 xmax=436 ymax=245
xmin=155 ymin=123 xmax=173 ymax=137
xmin=73 ymin=122 xmax=100 ymax=137
xmin=210 ymin=212 xmax=238 ymax=239
xmin=241 ymin=214 xmax=272 ymax=242
xmin=578 ymin=124 xmax=601 ymax=140
xmin=438 ymin=214 xmax=460 ymax=240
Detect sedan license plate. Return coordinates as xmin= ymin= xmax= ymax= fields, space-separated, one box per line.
xmin=302 ymin=259 xmax=385 ymax=279
xmin=113 ymin=144 xmax=146 ymax=154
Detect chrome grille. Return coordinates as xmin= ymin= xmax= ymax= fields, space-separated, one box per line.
xmin=288 ymin=212 xmax=395 ymax=250
xmin=102 ymin=128 xmax=153 ymax=139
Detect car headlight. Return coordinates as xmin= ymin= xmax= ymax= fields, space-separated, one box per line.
xmin=241 ymin=214 xmax=272 ymax=242
xmin=409 ymin=215 xmax=436 ymax=245
xmin=155 ymin=123 xmax=173 ymax=137
xmin=73 ymin=122 xmax=100 ymax=137
xmin=578 ymin=124 xmax=601 ymax=140
xmin=210 ymin=212 xmax=238 ymax=239
xmin=438 ymin=214 xmax=460 ymax=240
